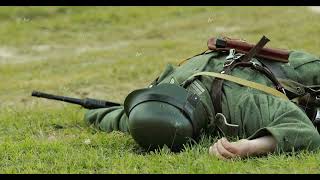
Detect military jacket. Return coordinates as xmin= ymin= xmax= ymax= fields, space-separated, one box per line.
xmin=84 ymin=50 xmax=320 ymax=153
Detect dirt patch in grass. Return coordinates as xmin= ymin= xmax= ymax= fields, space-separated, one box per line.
xmin=0 ymin=46 xmax=43 ymax=64
xmin=0 ymin=47 xmax=15 ymax=58
xmin=0 ymin=41 xmax=131 ymax=64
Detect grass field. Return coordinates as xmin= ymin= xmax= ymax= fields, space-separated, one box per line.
xmin=1 ymin=6 xmax=320 ymax=174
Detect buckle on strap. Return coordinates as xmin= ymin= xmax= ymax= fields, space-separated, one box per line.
xmin=223 ymin=60 xmax=235 ymax=68
xmin=226 ymin=49 xmax=236 ymax=60
xmin=224 ymin=49 xmax=244 ymax=68
xmin=214 ymin=113 xmax=239 ymax=137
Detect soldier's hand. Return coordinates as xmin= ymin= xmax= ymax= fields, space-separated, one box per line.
xmin=208 ymin=136 xmax=277 ymax=160
xmin=208 ymin=137 xmax=252 ymax=160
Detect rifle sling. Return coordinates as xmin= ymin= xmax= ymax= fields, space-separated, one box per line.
xmin=191 ymin=72 xmax=288 ymax=100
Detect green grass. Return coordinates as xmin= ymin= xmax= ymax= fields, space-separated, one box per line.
xmin=1 ymin=6 xmax=320 ymax=173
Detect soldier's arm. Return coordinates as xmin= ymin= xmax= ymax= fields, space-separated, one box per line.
xmin=84 ymin=106 xmax=130 ymax=133
xmin=247 ymin=97 xmax=320 ymax=154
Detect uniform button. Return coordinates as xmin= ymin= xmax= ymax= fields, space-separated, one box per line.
xmin=296 ymin=87 xmax=303 ymax=94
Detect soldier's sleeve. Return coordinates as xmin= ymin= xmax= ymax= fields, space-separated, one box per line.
xmin=245 ymin=96 xmax=320 ymax=153
xmin=84 ymin=106 xmax=129 ymax=133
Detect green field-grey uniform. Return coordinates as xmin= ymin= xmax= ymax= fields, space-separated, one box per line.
xmin=85 ymin=50 xmax=320 ymax=153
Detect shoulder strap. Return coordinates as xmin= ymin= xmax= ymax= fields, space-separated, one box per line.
xmin=190 ymin=71 xmax=289 ymax=100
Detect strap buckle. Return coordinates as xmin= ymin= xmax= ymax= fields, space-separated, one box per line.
xmin=224 ymin=55 xmax=243 ymax=68
xmin=224 ymin=49 xmax=244 ymax=68
xmin=223 ymin=59 xmax=235 ymax=68
xmin=214 ymin=113 xmax=239 ymax=137
xmin=251 ymin=61 xmax=259 ymax=68
xmin=226 ymin=49 xmax=236 ymax=60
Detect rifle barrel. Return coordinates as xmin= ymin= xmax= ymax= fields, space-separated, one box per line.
xmin=32 ymin=91 xmax=83 ymax=105
xmin=31 ymin=91 xmax=121 ymax=109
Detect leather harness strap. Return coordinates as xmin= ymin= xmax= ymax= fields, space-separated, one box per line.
xmin=238 ymin=36 xmax=270 ymax=62
xmin=232 ymin=61 xmax=286 ymax=93
xmin=210 ymin=36 xmax=287 ymax=115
